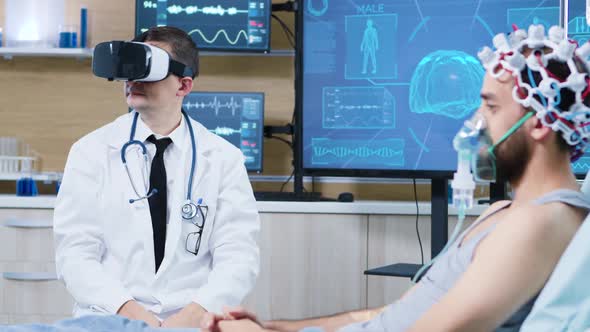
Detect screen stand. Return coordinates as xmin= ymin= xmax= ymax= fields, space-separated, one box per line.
xmin=364 ymin=178 xmax=449 ymax=279
xmin=489 ymin=181 xmax=507 ymax=203
xmin=430 ymin=178 xmax=449 ymax=256
xmin=253 ymin=2 xmax=322 ymax=202
xmin=477 ymin=181 xmax=507 ymax=205
xmin=291 ymin=0 xmax=321 ymax=201
xmin=256 ymin=124 xmax=322 ymax=201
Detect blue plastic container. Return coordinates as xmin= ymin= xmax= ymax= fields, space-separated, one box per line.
xmin=16 ymin=177 xmax=38 ymax=197
xmin=59 ymin=31 xmax=77 ymax=48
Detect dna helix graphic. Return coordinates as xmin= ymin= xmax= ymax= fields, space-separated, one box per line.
xmin=311 ymin=138 xmax=405 ymax=166
xmin=313 ymin=145 xmax=403 ymax=158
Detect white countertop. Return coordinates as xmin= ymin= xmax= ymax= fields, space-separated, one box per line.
xmin=0 ymin=195 xmax=487 ymax=216
xmin=258 ymin=200 xmax=487 ymax=216
xmin=0 ymin=195 xmax=57 ymax=209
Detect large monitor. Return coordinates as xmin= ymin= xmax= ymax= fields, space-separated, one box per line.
xmin=568 ymin=0 xmax=590 ymax=175
xmin=300 ymin=0 xmax=561 ymax=177
xmin=184 ymin=91 xmax=264 ymax=172
xmin=136 ymin=0 xmax=271 ymax=52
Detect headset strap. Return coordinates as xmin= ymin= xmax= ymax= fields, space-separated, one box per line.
xmin=169 ymin=59 xmax=196 ymax=78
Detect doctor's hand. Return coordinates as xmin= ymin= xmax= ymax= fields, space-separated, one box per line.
xmin=117 ymin=300 xmax=161 ymax=327
xmin=216 ymin=319 xmax=271 ymax=332
xmin=200 ymin=306 xmax=266 ymax=332
xmin=160 ymin=302 xmax=206 ymax=328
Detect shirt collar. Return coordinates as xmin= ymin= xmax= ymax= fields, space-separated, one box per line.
xmin=133 ymin=111 xmax=188 ymax=151
xmin=135 ymin=111 xmax=187 ymax=149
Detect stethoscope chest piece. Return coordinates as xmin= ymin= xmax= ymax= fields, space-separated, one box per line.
xmin=181 ymin=200 xmax=199 ymax=221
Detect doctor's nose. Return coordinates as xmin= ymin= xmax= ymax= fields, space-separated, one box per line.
xmin=126 ymin=81 xmax=143 ymax=88
xmin=125 ymin=81 xmax=147 ymax=95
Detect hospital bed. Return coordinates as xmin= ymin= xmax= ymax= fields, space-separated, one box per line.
xmin=519 ymin=209 xmax=590 ymax=331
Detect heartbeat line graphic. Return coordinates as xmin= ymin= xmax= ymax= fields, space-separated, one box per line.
xmin=187 ymin=29 xmax=248 ymax=45
xmin=167 ymin=5 xmax=248 ymax=16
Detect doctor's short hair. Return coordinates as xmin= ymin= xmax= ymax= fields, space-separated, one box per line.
xmin=133 ymin=26 xmax=199 ymax=78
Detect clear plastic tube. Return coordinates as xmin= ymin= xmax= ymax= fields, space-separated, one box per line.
xmin=412 ymin=149 xmax=474 ymax=283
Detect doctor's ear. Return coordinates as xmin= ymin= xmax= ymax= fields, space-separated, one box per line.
xmin=176 ymin=77 xmax=193 ymax=97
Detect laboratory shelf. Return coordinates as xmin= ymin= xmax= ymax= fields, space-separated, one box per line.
xmin=0 ymin=47 xmax=92 ymax=60
xmin=0 ymin=172 xmax=61 ymax=182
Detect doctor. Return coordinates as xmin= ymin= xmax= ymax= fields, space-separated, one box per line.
xmin=53 ymin=26 xmax=260 ymax=328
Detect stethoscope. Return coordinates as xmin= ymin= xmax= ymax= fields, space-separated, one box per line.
xmin=121 ymin=111 xmax=201 ymax=223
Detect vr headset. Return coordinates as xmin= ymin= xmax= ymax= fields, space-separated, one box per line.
xmin=92 ymin=41 xmax=196 ymax=82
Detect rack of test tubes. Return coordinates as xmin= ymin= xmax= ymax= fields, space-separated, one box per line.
xmin=0 ymin=137 xmax=38 ymax=177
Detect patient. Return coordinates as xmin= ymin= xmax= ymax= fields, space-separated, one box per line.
xmin=200 ymin=25 xmax=590 ymax=332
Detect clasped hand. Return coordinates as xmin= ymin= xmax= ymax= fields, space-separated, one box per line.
xmin=118 ymin=300 xmax=206 ymax=328
xmin=200 ymin=306 xmax=268 ymax=332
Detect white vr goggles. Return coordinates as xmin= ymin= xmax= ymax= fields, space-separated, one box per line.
xmin=92 ymin=41 xmax=196 ymax=82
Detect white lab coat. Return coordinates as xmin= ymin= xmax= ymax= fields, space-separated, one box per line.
xmin=53 ymin=112 xmax=260 ymax=319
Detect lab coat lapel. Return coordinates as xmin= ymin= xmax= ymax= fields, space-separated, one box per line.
xmin=192 ymin=128 xmax=213 ymax=198
xmin=107 ymin=113 xmax=152 ymax=217
xmin=156 ymin=146 xmax=187 ymax=278
xmin=106 ymin=121 xmax=156 ymax=274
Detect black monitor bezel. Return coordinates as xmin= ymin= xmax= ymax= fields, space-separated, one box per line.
xmin=568 ymin=0 xmax=590 ymax=178
xmin=296 ymin=2 xmax=455 ymax=180
xmin=134 ymin=0 xmax=272 ymax=53
xmin=186 ymin=91 xmax=265 ymax=173
xmin=296 ymin=1 xmax=574 ymax=181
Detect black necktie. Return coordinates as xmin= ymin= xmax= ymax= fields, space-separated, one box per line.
xmin=147 ymin=135 xmax=173 ymax=273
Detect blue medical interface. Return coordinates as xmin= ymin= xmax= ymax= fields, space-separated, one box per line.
xmin=136 ymin=0 xmax=271 ymax=51
xmin=569 ymin=0 xmax=590 ymax=175
xmin=184 ymin=92 xmax=264 ymax=172
xmin=302 ymin=0 xmax=560 ymax=172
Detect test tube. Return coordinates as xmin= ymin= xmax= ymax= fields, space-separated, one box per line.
xmin=80 ymin=7 xmax=87 ymax=48
xmin=8 ymin=137 xmax=18 ymax=173
xmin=0 ymin=137 xmax=5 ymax=173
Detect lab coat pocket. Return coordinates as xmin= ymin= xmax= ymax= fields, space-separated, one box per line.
xmin=199 ymin=198 xmax=218 ymax=252
xmin=181 ymin=200 xmax=217 ymax=258
xmin=180 ymin=215 xmax=206 ymax=260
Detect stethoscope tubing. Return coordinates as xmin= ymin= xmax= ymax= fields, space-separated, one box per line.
xmin=122 ymin=111 xmax=197 ymax=204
